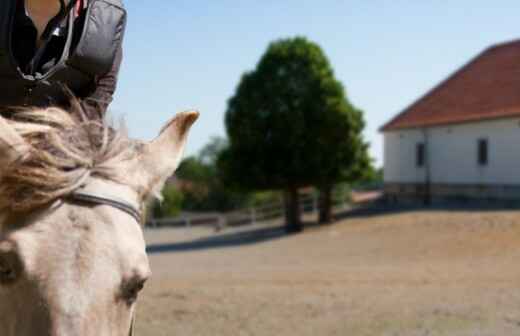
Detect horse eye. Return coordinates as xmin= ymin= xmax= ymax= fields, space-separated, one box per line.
xmin=0 ymin=241 xmax=23 ymax=285
xmin=121 ymin=277 xmax=147 ymax=305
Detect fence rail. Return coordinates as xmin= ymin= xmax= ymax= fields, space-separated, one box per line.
xmin=147 ymin=191 xmax=350 ymax=230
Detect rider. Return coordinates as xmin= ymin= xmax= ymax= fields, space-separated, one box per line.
xmin=0 ymin=0 xmax=126 ymax=119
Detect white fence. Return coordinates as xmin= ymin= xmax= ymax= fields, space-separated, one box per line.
xmin=147 ymin=192 xmax=350 ymax=230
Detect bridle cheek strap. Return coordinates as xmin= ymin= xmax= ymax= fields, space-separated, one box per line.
xmin=65 ymin=181 xmax=142 ymax=336
xmin=129 ymin=313 xmax=135 ymax=336
xmin=66 ymin=190 xmax=141 ymax=336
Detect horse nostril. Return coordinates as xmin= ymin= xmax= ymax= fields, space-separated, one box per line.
xmin=121 ymin=277 xmax=148 ymax=305
xmin=130 ymin=279 xmax=145 ymax=295
xmin=136 ymin=280 xmax=145 ymax=292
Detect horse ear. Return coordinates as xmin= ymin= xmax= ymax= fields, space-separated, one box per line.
xmin=139 ymin=110 xmax=199 ymax=195
xmin=0 ymin=116 xmax=30 ymax=169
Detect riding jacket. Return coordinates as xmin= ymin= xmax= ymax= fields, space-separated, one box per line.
xmin=0 ymin=0 xmax=126 ymax=119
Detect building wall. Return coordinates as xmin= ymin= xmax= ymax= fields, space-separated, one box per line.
xmin=384 ymin=129 xmax=426 ymax=183
xmin=383 ymin=117 xmax=520 ymax=199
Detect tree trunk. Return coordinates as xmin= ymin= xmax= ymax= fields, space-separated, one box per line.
xmin=319 ymin=185 xmax=333 ymax=224
xmin=284 ymin=187 xmax=302 ymax=233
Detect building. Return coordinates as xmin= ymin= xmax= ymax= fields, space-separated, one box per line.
xmin=380 ymin=39 xmax=520 ymax=202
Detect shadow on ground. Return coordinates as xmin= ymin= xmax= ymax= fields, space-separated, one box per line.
xmin=336 ymin=201 xmax=520 ymax=221
xmin=147 ymin=225 xmax=289 ymax=254
xmin=147 ymin=201 xmax=520 ymax=254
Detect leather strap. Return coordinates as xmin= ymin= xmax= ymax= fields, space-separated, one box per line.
xmin=68 ymin=191 xmax=142 ymax=223
xmin=66 ymin=182 xmax=141 ymax=335
xmin=129 ymin=313 xmax=135 ymax=336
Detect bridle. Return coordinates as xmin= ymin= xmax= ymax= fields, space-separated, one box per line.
xmin=129 ymin=315 xmax=135 ymax=336
xmin=67 ymin=189 xmax=142 ymax=336
xmin=68 ymin=191 xmax=142 ymax=224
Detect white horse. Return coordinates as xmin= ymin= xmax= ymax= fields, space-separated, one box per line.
xmin=0 ymin=105 xmax=198 ymax=335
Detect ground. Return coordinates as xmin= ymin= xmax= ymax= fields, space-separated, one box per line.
xmin=137 ymin=208 xmax=520 ymax=336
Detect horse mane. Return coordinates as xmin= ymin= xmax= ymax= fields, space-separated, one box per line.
xmin=0 ymin=104 xmax=142 ymax=212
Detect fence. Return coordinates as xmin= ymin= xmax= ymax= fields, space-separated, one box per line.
xmin=146 ymin=191 xmax=350 ymax=230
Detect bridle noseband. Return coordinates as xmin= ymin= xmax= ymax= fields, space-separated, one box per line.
xmin=67 ymin=189 xmax=141 ymax=336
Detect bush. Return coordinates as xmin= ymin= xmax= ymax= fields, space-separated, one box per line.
xmin=151 ymin=186 xmax=184 ymax=218
xmin=247 ymin=191 xmax=283 ymax=207
xmin=333 ymin=183 xmax=352 ymax=204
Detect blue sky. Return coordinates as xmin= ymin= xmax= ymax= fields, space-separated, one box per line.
xmin=111 ymin=1 xmax=519 ymax=167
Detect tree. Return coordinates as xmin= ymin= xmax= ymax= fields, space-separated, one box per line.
xmin=150 ymin=185 xmax=184 ymax=219
xmin=176 ymin=136 xmax=247 ymax=211
xmin=176 ymin=156 xmax=211 ymax=210
xmin=199 ymin=136 xmax=228 ymax=166
xmin=318 ymin=137 xmax=373 ymax=224
xmin=220 ymin=37 xmax=369 ymax=232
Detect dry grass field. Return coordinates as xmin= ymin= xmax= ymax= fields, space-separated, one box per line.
xmin=137 ymin=209 xmax=520 ymax=336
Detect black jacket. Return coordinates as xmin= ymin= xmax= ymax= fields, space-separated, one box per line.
xmin=0 ymin=0 xmax=126 ymax=119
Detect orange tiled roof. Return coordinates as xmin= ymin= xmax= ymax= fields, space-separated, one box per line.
xmin=381 ymin=39 xmax=520 ymax=131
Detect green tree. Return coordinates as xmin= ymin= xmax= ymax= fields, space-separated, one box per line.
xmin=220 ymin=37 xmax=369 ymax=232
xmin=176 ymin=156 xmax=211 ymax=210
xmin=199 ymin=136 xmax=228 ymax=166
xmin=151 ymin=185 xmax=184 ymax=218
xmin=176 ymin=136 xmax=247 ymax=211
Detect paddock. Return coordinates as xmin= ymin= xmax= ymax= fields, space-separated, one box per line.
xmin=137 ymin=209 xmax=520 ymax=335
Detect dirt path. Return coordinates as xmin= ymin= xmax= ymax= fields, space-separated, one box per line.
xmin=137 ymin=210 xmax=520 ymax=335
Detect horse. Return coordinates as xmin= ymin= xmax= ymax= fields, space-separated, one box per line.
xmin=0 ymin=104 xmax=198 ymax=335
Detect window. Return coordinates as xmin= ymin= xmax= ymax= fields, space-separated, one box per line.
xmin=478 ymin=139 xmax=488 ymax=166
xmin=416 ymin=143 xmax=425 ymax=167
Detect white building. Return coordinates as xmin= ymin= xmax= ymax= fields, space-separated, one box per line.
xmin=381 ymin=40 xmax=520 ymax=202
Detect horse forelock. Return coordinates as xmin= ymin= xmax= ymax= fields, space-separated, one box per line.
xmin=0 ymin=106 xmax=143 ymax=213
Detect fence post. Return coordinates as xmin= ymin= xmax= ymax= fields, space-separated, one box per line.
xmin=250 ymin=208 xmax=256 ymax=226
xmin=216 ymin=215 xmax=226 ymax=232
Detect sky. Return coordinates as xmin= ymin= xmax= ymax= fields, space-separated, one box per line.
xmin=111 ymin=1 xmax=520 ymax=167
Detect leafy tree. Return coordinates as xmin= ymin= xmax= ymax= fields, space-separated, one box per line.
xmin=175 ymin=156 xmax=211 ymax=210
xmin=220 ymin=36 xmax=370 ymax=231
xmin=177 ymin=156 xmax=212 ymax=184
xmin=151 ymin=185 xmax=184 ymax=218
xmin=176 ymin=137 xmax=247 ymax=211
xmin=247 ymin=191 xmax=283 ymax=207
xmin=199 ymin=136 xmax=228 ymax=166
xmin=350 ymin=164 xmax=383 ymax=189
